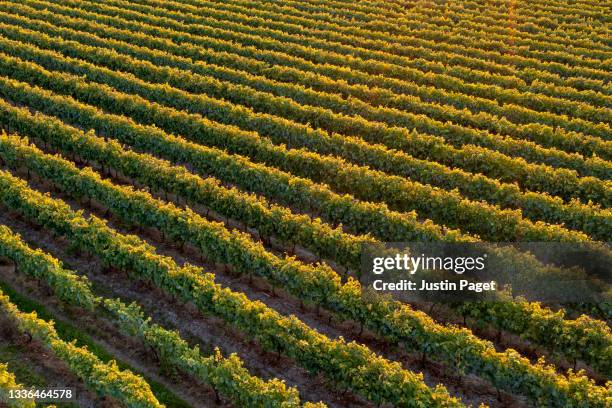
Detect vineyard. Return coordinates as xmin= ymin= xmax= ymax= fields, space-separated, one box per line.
xmin=0 ymin=0 xmax=609 ymax=407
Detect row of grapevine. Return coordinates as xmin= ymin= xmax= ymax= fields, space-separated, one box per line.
xmin=145 ymin=0 xmax=612 ymax=106
xmin=282 ymin=0 xmax=610 ymax=56
xmin=0 ymin=288 xmax=163 ymax=408
xmin=0 ymin=224 xmax=321 ymax=408
xmin=54 ymin=0 xmax=612 ymax=63
xmin=290 ymin=0 xmax=607 ymax=31
xmin=0 ymin=225 xmax=97 ymax=310
xmin=508 ymin=0 xmax=608 ymax=15
xmin=7 ymin=3 xmax=610 ymax=177
xmin=410 ymin=0 xmax=611 ymax=37
xmin=108 ymin=0 xmax=612 ymax=104
xmin=207 ymin=0 xmax=611 ymax=63
xmin=20 ymin=0 xmax=612 ymax=176
xmin=3 ymin=68 xmax=611 ymax=288
xmin=0 ymin=1 xmax=608 ymax=407
xmin=106 ymin=300 xmax=324 ymax=408
xmin=43 ymin=0 xmax=612 ymax=126
xmin=2 ymin=97 xmax=611 ymax=376
xmin=365 ymin=0 xmax=609 ymax=37
xmin=287 ymin=2 xmax=610 ymax=59
xmin=0 ymin=363 xmax=35 ymax=408
xmin=212 ymin=0 xmax=606 ymax=67
xmin=421 ymin=10 xmax=610 ymax=54
xmin=187 ymin=0 xmax=610 ymax=69
xmin=476 ymin=0 xmax=608 ymax=18
xmin=4 ymin=33 xmax=604 ymax=226
xmin=0 ymin=76 xmax=465 ymax=249
xmin=6 ymin=0 xmax=608 ymax=141
xmin=53 ymin=1 xmax=612 ymax=158
xmin=12 ymin=0 xmax=612 ymax=164
xmin=0 ymin=167 xmax=464 ymax=408
xmin=87 ymin=0 xmax=608 ymax=98
xmin=22 ymin=0 xmax=607 ymax=155
xmin=0 ymin=69 xmax=609 ymax=255
xmin=1 ymin=59 xmax=607 ymax=246
xmin=0 ymin=98 xmax=371 ymax=271
xmin=175 ymin=0 xmax=608 ymax=64
xmin=2 ymin=63 xmax=606 ymax=290
xmin=1 ymin=132 xmax=609 ymax=405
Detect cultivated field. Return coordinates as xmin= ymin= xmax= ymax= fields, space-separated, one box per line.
xmin=0 ymin=0 xmax=610 ymax=407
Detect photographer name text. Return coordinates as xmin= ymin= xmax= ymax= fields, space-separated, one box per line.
xmin=372 ymin=279 xmax=497 ymax=292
